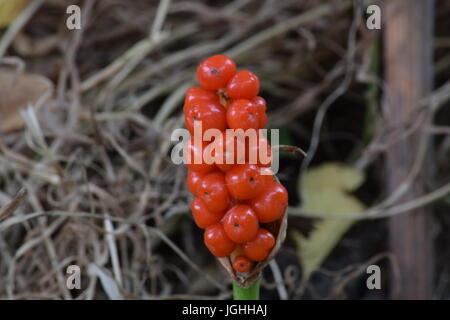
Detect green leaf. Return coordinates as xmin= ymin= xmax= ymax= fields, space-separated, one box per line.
xmin=279 ymin=128 xmax=295 ymax=146
xmin=278 ymin=128 xmax=300 ymax=159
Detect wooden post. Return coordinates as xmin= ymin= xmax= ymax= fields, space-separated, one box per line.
xmin=383 ymin=0 xmax=434 ymax=299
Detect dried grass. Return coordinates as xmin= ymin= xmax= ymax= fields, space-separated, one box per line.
xmin=0 ymin=0 xmax=449 ymax=300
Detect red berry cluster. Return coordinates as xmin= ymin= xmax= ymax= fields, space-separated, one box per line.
xmin=183 ymin=55 xmax=288 ymax=274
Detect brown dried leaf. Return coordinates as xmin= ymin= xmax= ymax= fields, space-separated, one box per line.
xmin=0 ymin=68 xmax=52 ymax=133
xmin=0 ymin=188 xmax=26 ymax=221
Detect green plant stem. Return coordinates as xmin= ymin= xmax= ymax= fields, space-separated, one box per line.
xmin=233 ymin=280 xmax=260 ymax=300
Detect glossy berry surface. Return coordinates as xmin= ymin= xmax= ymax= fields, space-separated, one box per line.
xmin=223 ymin=205 xmax=259 ymax=243
xmin=184 ymin=137 xmax=216 ymax=173
xmin=198 ymin=172 xmax=230 ymax=213
xmin=190 ymin=197 xmax=225 ymax=228
xmin=197 ymin=55 xmax=236 ymax=91
xmin=249 ymin=180 xmax=288 ymax=223
xmin=226 ymin=99 xmax=260 ymax=131
xmin=204 ymin=223 xmax=236 ymax=257
xmin=260 ymin=167 xmax=276 ymax=184
xmin=226 ymin=70 xmax=260 ymax=99
xmin=233 ymin=255 xmax=253 ymax=273
xmin=225 ymin=164 xmax=265 ymax=200
xmin=252 ymin=96 xmax=268 ymax=128
xmin=185 ymin=100 xmax=227 ymax=135
xmin=246 ymin=133 xmax=272 ymax=167
xmin=187 ymin=169 xmax=209 ymax=196
xmin=242 ymin=228 xmax=275 ymax=261
xmin=212 ymin=132 xmax=246 ymax=171
xmin=184 ymin=86 xmax=219 ymax=114
xmin=183 ymin=55 xmax=288 ymax=269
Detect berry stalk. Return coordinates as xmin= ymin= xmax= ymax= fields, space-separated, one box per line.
xmin=233 ymin=279 xmax=260 ymax=300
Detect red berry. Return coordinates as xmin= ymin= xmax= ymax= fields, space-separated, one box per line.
xmin=197 ymin=55 xmax=236 ymax=91
xmin=251 ymin=96 xmax=267 ymax=128
xmin=232 ymin=255 xmax=253 ymax=273
xmin=242 ymin=228 xmax=275 ymax=262
xmin=204 ymin=223 xmax=236 ymax=257
xmin=212 ymin=132 xmax=246 ymax=172
xmin=226 ymin=70 xmax=259 ymax=99
xmin=246 ymin=133 xmax=272 ymax=167
xmin=249 ymin=180 xmax=288 ymax=223
xmin=260 ymin=167 xmax=276 ymax=184
xmin=187 ymin=169 xmax=208 ymax=196
xmin=184 ymin=56 xmax=289 ymax=265
xmin=184 ymin=86 xmax=219 ymax=114
xmin=184 ymin=137 xmax=216 ymax=173
xmin=185 ymin=100 xmax=227 ymax=135
xmin=226 ymin=99 xmax=260 ymax=131
xmin=199 ymin=172 xmax=230 ymax=213
xmin=190 ymin=197 xmax=225 ymax=228
xmin=223 ymin=205 xmax=259 ymax=243
xmin=225 ymin=164 xmax=265 ymax=200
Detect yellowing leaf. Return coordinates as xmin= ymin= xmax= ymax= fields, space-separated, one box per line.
xmin=0 ymin=0 xmax=27 ymax=28
xmin=292 ymin=162 xmax=366 ymax=280
xmin=300 ymin=162 xmax=364 ymax=196
xmin=292 ymin=220 xmax=352 ymax=280
xmin=301 ymin=190 xmax=364 ymax=217
xmin=0 ymin=68 xmax=52 ymax=133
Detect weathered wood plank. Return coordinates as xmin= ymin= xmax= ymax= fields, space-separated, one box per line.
xmin=383 ymin=0 xmax=434 ymax=299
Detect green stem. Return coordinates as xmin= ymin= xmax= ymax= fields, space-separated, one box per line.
xmin=233 ymin=280 xmax=260 ymax=300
